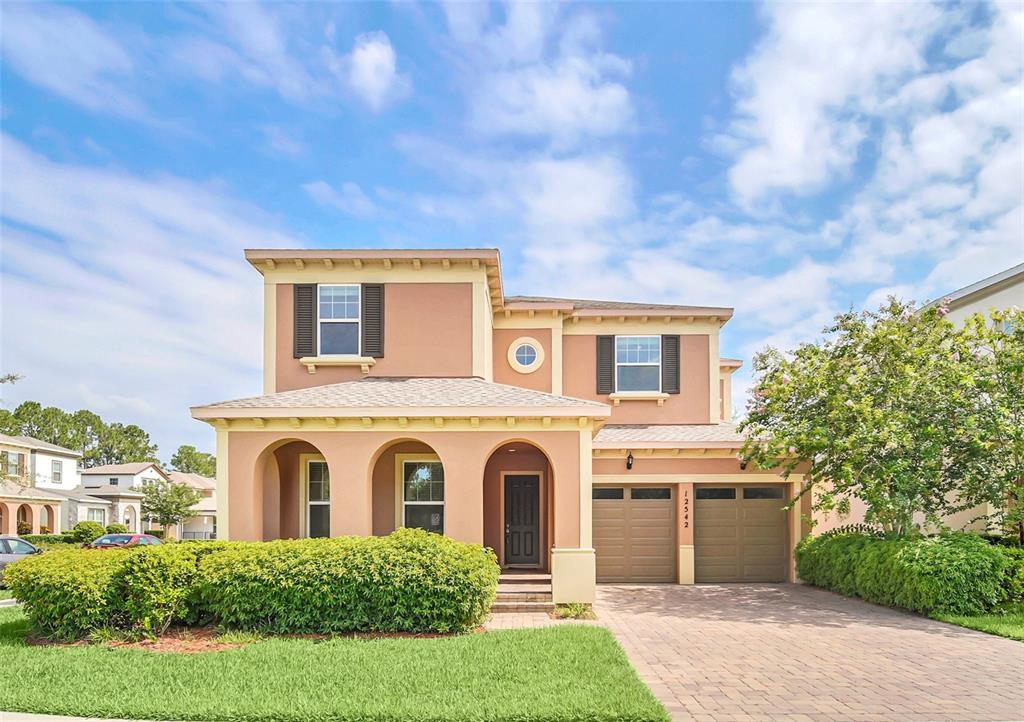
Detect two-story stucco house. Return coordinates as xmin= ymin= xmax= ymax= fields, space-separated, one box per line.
xmin=0 ymin=433 xmax=83 ymax=534
xmin=191 ymin=249 xmax=808 ymax=604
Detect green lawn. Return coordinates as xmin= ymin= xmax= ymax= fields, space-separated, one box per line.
xmin=0 ymin=590 xmax=12 ymax=600
xmin=0 ymin=607 xmax=666 ymax=722
xmin=934 ymin=607 xmax=1024 ymax=642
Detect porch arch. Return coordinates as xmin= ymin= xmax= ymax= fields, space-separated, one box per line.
xmin=123 ymin=505 xmax=137 ymax=533
xmin=369 ymin=438 xmax=445 ymax=536
xmin=0 ymin=502 xmax=8 ymax=535
xmin=15 ymin=503 xmax=34 ymax=535
xmin=253 ymin=437 xmax=331 ymax=541
xmin=483 ymin=440 xmax=555 ymax=570
xmin=40 ymin=504 xmax=57 ymax=534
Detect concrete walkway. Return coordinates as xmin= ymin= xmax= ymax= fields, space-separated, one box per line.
xmin=596 ymin=584 xmax=1024 ymax=722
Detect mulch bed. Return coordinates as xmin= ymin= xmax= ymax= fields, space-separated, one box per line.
xmin=26 ymin=626 xmax=486 ymax=653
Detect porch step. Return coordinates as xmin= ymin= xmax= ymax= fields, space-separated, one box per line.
xmin=490 ymin=600 xmax=555 ymax=614
xmin=499 ymin=572 xmax=552 ymax=584
xmin=495 ymin=591 xmax=552 ymax=603
xmin=497 ymin=582 xmax=551 ymax=594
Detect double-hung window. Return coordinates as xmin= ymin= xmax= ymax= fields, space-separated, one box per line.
xmin=402 ymin=461 xmax=444 ymax=534
xmin=87 ymin=508 xmax=106 ymax=524
xmin=318 ymin=284 xmax=360 ymax=355
xmin=2 ymin=452 xmax=24 ymax=480
xmin=306 ymin=460 xmax=330 ymax=538
xmin=51 ymin=460 xmax=62 ymax=483
xmin=615 ymin=336 xmax=661 ymax=392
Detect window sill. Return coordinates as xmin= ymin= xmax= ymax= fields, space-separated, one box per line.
xmin=608 ymin=391 xmax=670 ymax=406
xmin=299 ymin=356 xmax=377 ymax=374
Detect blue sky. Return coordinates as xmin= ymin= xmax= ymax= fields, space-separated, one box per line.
xmin=1 ymin=1 xmax=1021 ymax=460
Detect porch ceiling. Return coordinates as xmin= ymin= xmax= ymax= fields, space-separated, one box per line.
xmin=191 ymin=376 xmax=611 ymax=422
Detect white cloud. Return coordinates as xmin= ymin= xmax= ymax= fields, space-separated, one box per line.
xmin=260 ymin=126 xmax=306 ymax=158
xmin=303 ymin=180 xmax=379 ymax=218
xmin=0 ymin=3 xmax=144 ymax=118
xmin=0 ymin=134 xmax=301 ymax=454
xmin=722 ymin=2 xmax=941 ymax=206
xmin=340 ymin=32 xmax=411 ymax=112
xmin=444 ymin=4 xmax=633 ymax=146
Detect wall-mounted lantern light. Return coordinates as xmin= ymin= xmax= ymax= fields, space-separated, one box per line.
xmin=626 ymin=451 xmax=634 ymax=470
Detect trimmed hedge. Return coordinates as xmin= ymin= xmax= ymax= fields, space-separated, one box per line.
xmin=22 ymin=534 xmax=74 ymax=546
xmin=4 ymin=548 xmax=130 ymax=640
xmin=5 ymin=530 xmax=499 ymax=639
xmin=70 ymin=521 xmax=105 ymax=544
xmin=796 ymin=532 xmax=1011 ymax=616
xmin=198 ymin=529 xmax=500 ymax=634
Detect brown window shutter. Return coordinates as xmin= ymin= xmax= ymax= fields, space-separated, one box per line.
xmin=596 ymin=335 xmax=615 ymax=394
xmin=361 ymin=283 xmax=385 ymax=358
xmin=293 ymin=284 xmax=317 ymax=358
xmin=662 ymin=335 xmax=680 ymax=394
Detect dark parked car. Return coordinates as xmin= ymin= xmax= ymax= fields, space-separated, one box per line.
xmin=0 ymin=536 xmax=43 ymax=586
xmin=88 ymin=533 xmax=163 ymax=549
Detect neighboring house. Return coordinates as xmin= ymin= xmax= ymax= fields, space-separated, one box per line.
xmin=80 ymin=462 xmax=168 ymax=490
xmin=44 ymin=485 xmax=145 ymax=533
xmin=168 ymin=471 xmax=217 ymax=539
xmin=0 ymin=433 xmax=83 ymax=533
xmin=815 ymin=263 xmax=1024 ymax=535
xmin=191 ymin=248 xmax=810 ymax=604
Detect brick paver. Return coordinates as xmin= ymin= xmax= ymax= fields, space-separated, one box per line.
xmin=596 ymin=584 xmax=1024 ymax=722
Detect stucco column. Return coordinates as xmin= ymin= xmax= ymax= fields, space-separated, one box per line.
xmin=677 ymin=482 xmax=695 ymax=584
xmin=324 ymin=434 xmax=376 ymax=537
xmin=0 ymin=502 xmax=12 ymax=535
xmin=429 ymin=435 xmax=485 ymax=545
xmin=228 ymin=432 xmax=264 ymax=542
xmin=549 ymin=429 xmax=594 ymax=604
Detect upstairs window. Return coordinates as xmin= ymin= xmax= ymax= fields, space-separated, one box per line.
xmin=52 ymin=460 xmax=62 ymax=483
xmin=2 ymin=451 xmax=25 ymax=479
xmin=318 ymin=284 xmax=360 ymax=355
xmin=615 ymin=336 xmax=661 ymax=392
xmin=109 ymin=477 xmax=119 ymax=486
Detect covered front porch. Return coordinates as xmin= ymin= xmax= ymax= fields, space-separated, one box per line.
xmin=191 ymin=377 xmax=611 ymax=603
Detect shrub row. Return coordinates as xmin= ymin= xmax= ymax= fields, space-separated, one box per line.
xmin=22 ymin=534 xmax=75 ymax=546
xmin=4 ymin=529 xmax=499 ymax=640
xmin=796 ymin=532 xmax=1020 ymax=616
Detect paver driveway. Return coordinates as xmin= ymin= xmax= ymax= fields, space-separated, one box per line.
xmin=597 ymin=584 xmax=1024 ymax=722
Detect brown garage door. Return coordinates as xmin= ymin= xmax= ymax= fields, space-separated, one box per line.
xmin=593 ymin=486 xmax=676 ymax=582
xmin=694 ymin=485 xmax=788 ymax=583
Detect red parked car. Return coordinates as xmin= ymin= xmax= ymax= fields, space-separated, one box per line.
xmin=87 ymin=533 xmax=163 ymax=549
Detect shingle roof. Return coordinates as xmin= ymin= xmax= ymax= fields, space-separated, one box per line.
xmin=0 ymin=433 xmax=81 ymax=457
xmin=593 ymin=423 xmax=746 ymax=448
xmin=193 ymin=377 xmax=610 ymax=418
xmin=79 ymin=485 xmax=145 ymax=498
xmin=0 ymin=480 xmax=67 ymax=502
xmin=924 ymin=262 xmax=1024 ymax=310
xmin=41 ymin=487 xmax=112 ymax=504
xmin=169 ymin=471 xmax=216 ymax=490
xmin=80 ymin=463 xmax=163 ymax=476
xmin=505 ymin=295 xmax=733 ymax=316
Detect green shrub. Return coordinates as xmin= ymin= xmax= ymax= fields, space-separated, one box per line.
xmin=144 ymin=528 xmax=165 ymax=539
xmin=797 ymin=532 xmax=1009 ymax=616
xmin=6 ymin=530 xmax=499 ymax=639
xmin=110 ymin=544 xmax=207 ymax=635
xmin=997 ymin=547 xmax=1024 ymax=605
xmin=70 ymin=521 xmax=106 ymax=544
xmin=23 ymin=534 xmax=75 ymax=546
xmin=105 ymin=523 xmax=128 ymax=534
xmin=3 ymin=548 xmax=129 ymax=640
xmin=198 ymin=529 xmax=499 ymax=634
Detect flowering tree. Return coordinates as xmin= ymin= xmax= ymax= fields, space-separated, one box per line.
xmin=141 ymin=480 xmax=201 ymax=540
xmin=961 ymin=308 xmax=1024 ymax=543
xmin=740 ymin=298 xmax=1014 ymax=537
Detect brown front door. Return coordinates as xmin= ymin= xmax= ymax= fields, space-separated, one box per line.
xmin=504 ymin=474 xmax=540 ymax=566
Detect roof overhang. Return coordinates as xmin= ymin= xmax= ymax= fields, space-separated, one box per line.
xmin=192 ymin=404 xmax=611 ymax=423
xmin=244 ymin=248 xmax=505 ymax=311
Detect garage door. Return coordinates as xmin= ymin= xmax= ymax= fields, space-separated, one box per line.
xmin=593 ymin=486 xmax=676 ymax=582
xmin=694 ymin=485 xmax=788 ymax=583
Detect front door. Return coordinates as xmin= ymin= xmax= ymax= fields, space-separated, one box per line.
xmin=504 ymin=474 xmax=540 ymax=566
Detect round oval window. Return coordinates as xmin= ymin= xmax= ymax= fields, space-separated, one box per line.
xmin=515 ymin=343 xmax=538 ymax=366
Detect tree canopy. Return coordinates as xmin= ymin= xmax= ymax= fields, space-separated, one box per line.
xmin=170 ymin=444 xmax=216 ymax=477
xmin=740 ymin=299 xmax=1023 ymax=538
xmin=141 ymin=480 xmax=202 ymax=536
xmin=0 ymin=401 xmax=159 ymax=468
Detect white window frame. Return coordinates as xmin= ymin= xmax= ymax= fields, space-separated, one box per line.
xmin=614 ymin=335 xmax=662 ymax=392
xmin=300 ymin=455 xmax=330 ymax=538
xmin=87 ymin=508 xmax=106 ymax=525
xmin=51 ymin=459 xmax=62 ymax=483
xmin=317 ymin=284 xmax=361 ymax=356
xmin=394 ymin=454 xmax=445 ymax=534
